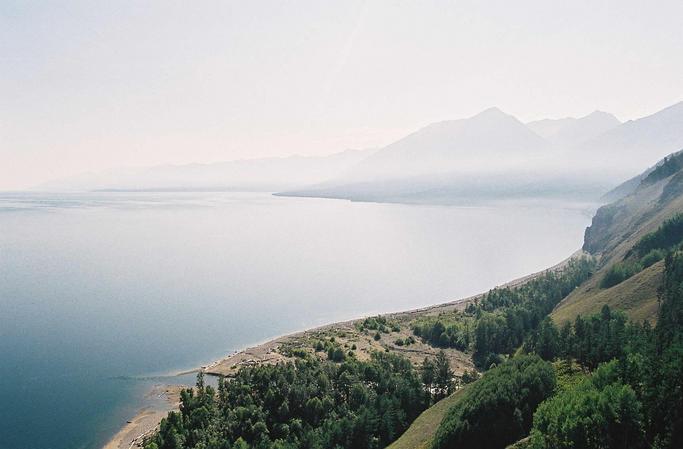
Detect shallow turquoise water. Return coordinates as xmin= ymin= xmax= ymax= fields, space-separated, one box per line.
xmin=0 ymin=192 xmax=592 ymax=449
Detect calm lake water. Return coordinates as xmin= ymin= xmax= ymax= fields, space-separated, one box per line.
xmin=0 ymin=192 xmax=593 ymax=449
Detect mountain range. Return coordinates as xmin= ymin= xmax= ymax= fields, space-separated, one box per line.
xmin=41 ymin=101 xmax=683 ymax=204
xmin=281 ymin=101 xmax=683 ymax=203
xmin=39 ymin=149 xmax=374 ymax=192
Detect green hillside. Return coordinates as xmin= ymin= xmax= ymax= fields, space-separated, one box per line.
xmin=390 ymin=152 xmax=683 ymax=449
xmin=552 ymin=156 xmax=683 ymax=324
xmin=139 ymin=155 xmax=683 ymax=449
xmin=386 ymin=388 xmax=468 ymax=449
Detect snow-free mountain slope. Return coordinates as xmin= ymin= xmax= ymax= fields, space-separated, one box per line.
xmin=40 ymin=149 xmax=375 ymax=191
xmin=527 ymin=111 xmax=621 ymax=146
xmin=578 ymin=101 xmax=683 ymax=175
xmin=342 ymin=107 xmax=550 ymax=181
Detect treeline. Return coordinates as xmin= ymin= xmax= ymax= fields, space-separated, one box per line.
xmin=525 ymin=307 xmax=639 ymax=371
xmin=411 ymin=315 xmax=472 ymax=351
xmin=432 ymin=356 xmax=556 ymax=449
xmin=602 ymin=212 xmax=683 ymax=288
xmin=411 ymin=258 xmax=595 ymax=369
xmin=144 ymin=352 xmax=429 ymax=449
xmin=641 ymin=152 xmax=683 ymax=186
xmin=530 ymin=252 xmax=683 ymax=448
xmin=528 ymin=295 xmax=681 ymax=448
xmin=432 ymin=251 xmax=683 ymax=448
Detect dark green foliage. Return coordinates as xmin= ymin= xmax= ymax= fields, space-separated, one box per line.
xmin=327 ymin=346 xmax=346 ymax=362
xmin=640 ymin=248 xmax=666 ymax=268
xmin=431 ymin=356 xmax=556 ymax=449
xmin=459 ymin=369 xmax=480 ymax=385
xmin=421 ymin=357 xmax=435 ymax=399
xmin=600 ymin=260 xmax=642 ymax=288
xmin=530 ymin=362 xmax=646 ymax=449
xmin=527 ymin=251 xmax=683 ymax=448
xmin=530 ymin=318 xmax=560 ymax=361
xmin=641 ymin=153 xmax=683 ymax=186
xmin=431 ymin=252 xmax=681 ymax=449
xmin=655 ymin=252 xmax=683 ymax=350
xmin=599 ymin=214 xmax=683 ymax=289
xmin=392 ymin=337 xmax=413 ymax=347
xmin=412 ymin=314 xmax=472 ymax=351
xmin=412 ymin=259 xmax=594 ymax=366
xmin=633 ymin=213 xmax=683 ymax=257
xmin=645 ymin=252 xmax=683 ymax=447
xmin=145 ymin=352 xmax=427 ymax=449
xmin=526 ymin=305 xmax=632 ymax=370
xmin=289 ymin=348 xmax=308 ymax=359
xmin=433 ymin=351 xmax=453 ymax=401
xmin=357 ymin=315 xmax=399 ymax=334
xmin=471 ymin=258 xmax=594 ymax=367
xmin=419 ymin=351 xmax=454 ymax=404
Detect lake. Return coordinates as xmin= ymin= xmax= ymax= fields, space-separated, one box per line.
xmin=0 ymin=192 xmax=592 ymax=449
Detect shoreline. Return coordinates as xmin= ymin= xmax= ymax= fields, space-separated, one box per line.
xmin=102 ymin=248 xmax=585 ymax=448
xmin=101 ymin=385 xmax=184 ymax=449
xmin=203 ymin=248 xmax=584 ymax=377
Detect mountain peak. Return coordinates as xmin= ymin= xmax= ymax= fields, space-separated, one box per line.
xmin=473 ymin=107 xmax=509 ymax=120
xmin=585 ymin=110 xmax=619 ymax=121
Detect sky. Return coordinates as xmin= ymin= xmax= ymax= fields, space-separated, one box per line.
xmin=2 ymin=0 xmax=683 ymax=190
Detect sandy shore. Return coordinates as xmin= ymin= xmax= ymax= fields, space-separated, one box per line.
xmin=101 ymin=385 xmax=183 ymax=449
xmin=205 ymin=250 xmax=584 ymax=377
xmin=102 ymin=249 xmax=584 ymax=448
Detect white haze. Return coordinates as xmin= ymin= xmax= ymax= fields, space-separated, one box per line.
xmin=3 ymin=1 xmax=683 ymax=190
xmin=40 ymin=101 xmax=683 ymax=202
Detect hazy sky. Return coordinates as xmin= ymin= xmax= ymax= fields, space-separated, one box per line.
xmin=2 ymin=0 xmax=683 ymax=189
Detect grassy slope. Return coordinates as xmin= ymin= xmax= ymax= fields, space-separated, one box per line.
xmin=389 ymin=163 xmax=683 ymax=449
xmin=387 ymin=387 xmax=468 ymax=449
xmin=387 ymin=161 xmax=683 ymax=449
xmin=552 ymin=260 xmax=662 ymax=324
xmin=552 ymin=172 xmax=683 ymax=324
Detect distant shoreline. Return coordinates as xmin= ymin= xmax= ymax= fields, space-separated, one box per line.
xmin=101 ymin=248 xmax=586 ymax=449
xmin=202 ymin=248 xmax=584 ymax=377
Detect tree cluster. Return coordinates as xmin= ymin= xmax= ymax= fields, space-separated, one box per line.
xmin=431 ymin=356 xmax=556 ymax=449
xmin=526 ymin=252 xmax=683 ymax=448
xmin=145 ymin=352 xmax=428 ymax=449
xmin=411 ymin=258 xmax=594 ymax=370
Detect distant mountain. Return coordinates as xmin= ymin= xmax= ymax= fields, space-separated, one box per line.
xmin=279 ymin=107 xmax=614 ymax=203
xmin=280 ymin=102 xmax=683 ymax=204
xmin=39 ymin=149 xmax=375 ymax=192
xmin=552 ymin=150 xmax=683 ymax=324
xmin=341 ymin=107 xmax=549 ymax=181
xmin=527 ymin=111 xmax=621 ymax=146
xmin=44 ymin=101 xmax=683 ymax=203
xmin=600 ymin=149 xmax=683 ymax=203
xmin=578 ymin=101 xmax=683 ymax=176
xmin=526 ymin=117 xmax=576 ymax=140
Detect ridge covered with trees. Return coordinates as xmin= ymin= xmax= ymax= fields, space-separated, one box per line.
xmin=411 ymin=258 xmax=595 ymax=369
xmin=145 ymin=352 xmax=427 ymax=449
xmin=431 ymin=251 xmax=683 ymax=448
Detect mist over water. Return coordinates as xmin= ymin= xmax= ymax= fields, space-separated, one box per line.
xmin=0 ymin=192 xmax=592 ymax=449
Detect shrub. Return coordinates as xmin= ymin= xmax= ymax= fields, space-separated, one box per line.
xmin=432 ymin=356 xmax=556 ymax=449
xmin=640 ymin=248 xmax=665 ymax=268
xmin=529 ymin=362 xmax=645 ymax=449
xmin=600 ymin=261 xmax=642 ymax=288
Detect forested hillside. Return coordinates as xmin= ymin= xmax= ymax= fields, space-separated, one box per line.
xmin=142 ymin=154 xmax=683 ymax=449
xmin=142 ymin=258 xmax=594 ymax=449
xmin=391 ymin=153 xmax=683 ymax=449
xmin=552 ymin=150 xmax=683 ymax=324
